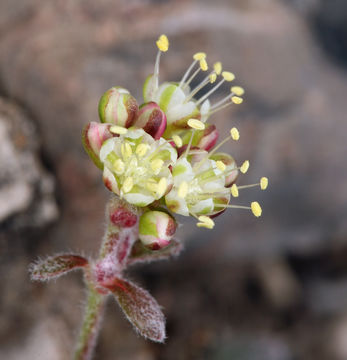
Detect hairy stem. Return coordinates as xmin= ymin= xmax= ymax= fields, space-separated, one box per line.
xmin=74 ymin=196 xmax=140 ymax=360
xmin=74 ymin=287 xmax=106 ymax=360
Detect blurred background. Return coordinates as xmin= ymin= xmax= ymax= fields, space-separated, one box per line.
xmin=1 ymin=0 xmax=347 ymax=359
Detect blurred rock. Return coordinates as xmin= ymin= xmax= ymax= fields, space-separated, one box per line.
xmin=0 ymin=97 xmax=58 ymax=228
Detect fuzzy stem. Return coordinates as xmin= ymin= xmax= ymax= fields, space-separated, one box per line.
xmin=74 ymin=286 xmax=106 ymax=360
xmin=74 ymin=196 xmax=140 ymax=360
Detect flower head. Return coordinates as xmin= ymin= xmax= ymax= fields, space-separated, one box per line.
xmin=82 ymin=34 xmax=268 ymax=229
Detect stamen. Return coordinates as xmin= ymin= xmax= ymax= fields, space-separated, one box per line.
xmin=184 ymin=129 xmax=195 ymax=157
xmin=110 ymin=125 xmax=128 ymax=135
xmin=122 ymin=177 xmax=134 ymax=193
xmin=156 ymin=35 xmax=169 ymax=52
xmin=182 ymin=67 xmax=201 ymax=90
xmin=172 ymin=135 xmax=183 ymax=148
xmin=214 ymin=62 xmax=222 ymax=75
xmin=136 ymin=143 xmax=150 ymax=157
xmin=240 ymin=160 xmax=249 ymax=174
xmin=216 ymin=161 xmax=226 ymax=171
xmin=178 ymin=181 xmax=189 ymax=198
xmin=231 ymin=184 xmax=239 ymax=197
xmin=193 ymin=52 xmax=206 ymax=60
xmin=260 ymin=177 xmax=268 ymax=190
xmin=251 ymin=201 xmax=262 ymax=217
xmin=222 ymin=71 xmax=235 ymax=82
xmin=230 ymin=127 xmax=240 ymax=141
xmin=196 ymin=78 xmax=226 ymax=106
xmin=151 ymin=159 xmax=164 ymax=173
xmin=188 ymin=119 xmax=205 ymax=130
xmin=231 ymin=86 xmax=245 ymax=96
xmin=153 ymin=35 xmax=169 ymax=90
xmin=121 ymin=142 xmax=132 ymax=159
xmin=214 ymin=202 xmax=262 ymax=217
xmin=113 ymin=159 xmax=125 ymax=175
xmin=231 ymin=96 xmax=243 ymax=104
xmin=200 ymin=58 xmax=208 ymax=71
xmin=209 ymin=73 xmax=217 ymax=83
xmin=156 ymin=177 xmax=167 ymax=197
xmin=197 ymin=215 xmax=215 ymax=229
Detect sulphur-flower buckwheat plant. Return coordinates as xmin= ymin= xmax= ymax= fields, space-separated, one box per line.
xmin=29 ymin=34 xmax=268 ymax=360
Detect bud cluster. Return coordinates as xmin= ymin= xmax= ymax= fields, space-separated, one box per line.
xmin=82 ymin=34 xmax=268 ymax=247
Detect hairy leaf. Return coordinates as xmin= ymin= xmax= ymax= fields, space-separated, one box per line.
xmin=29 ymin=254 xmax=88 ymax=281
xmin=107 ymin=278 xmax=165 ymax=342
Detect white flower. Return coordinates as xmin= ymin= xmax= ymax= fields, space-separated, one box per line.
xmin=100 ymin=128 xmax=177 ymax=207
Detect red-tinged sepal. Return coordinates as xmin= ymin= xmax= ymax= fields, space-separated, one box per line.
xmin=106 ymin=277 xmax=166 ymax=343
xmin=98 ymin=87 xmax=138 ymax=127
xmin=180 ymin=124 xmax=219 ymax=151
xmin=29 ymin=254 xmax=89 ymax=281
xmin=134 ymin=102 xmax=167 ymax=139
xmin=82 ymin=122 xmax=114 ymax=169
xmin=127 ymin=239 xmax=183 ymax=266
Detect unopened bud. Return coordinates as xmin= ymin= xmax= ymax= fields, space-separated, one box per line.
xmin=98 ymin=87 xmax=138 ymax=127
xmin=134 ymin=102 xmax=167 ymax=139
xmin=180 ymin=124 xmax=219 ymax=151
xmin=82 ymin=122 xmax=114 ymax=169
xmin=139 ymin=211 xmax=176 ymax=250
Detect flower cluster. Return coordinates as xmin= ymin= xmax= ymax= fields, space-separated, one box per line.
xmin=83 ymin=34 xmax=268 ymax=246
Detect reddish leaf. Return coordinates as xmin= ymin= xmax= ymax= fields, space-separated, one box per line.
xmin=29 ymin=254 xmax=88 ymax=281
xmin=106 ymin=278 xmax=165 ymax=342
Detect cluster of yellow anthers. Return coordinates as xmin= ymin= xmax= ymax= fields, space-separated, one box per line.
xmin=83 ymin=34 xmax=268 ymax=230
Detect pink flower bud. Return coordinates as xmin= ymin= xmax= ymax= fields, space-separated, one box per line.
xmin=134 ymin=102 xmax=167 ymax=139
xmin=82 ymin=122 xmax=114 ymax=168
xmin=139 ymin=211 xmax=176 ymax=250
xmin=98 ymin=87 xmax=138 ymax=127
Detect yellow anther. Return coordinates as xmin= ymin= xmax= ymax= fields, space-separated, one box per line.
xmin=230 ymin=127 xmax=240 ymax=141
xmin=216 ymin=160 xmax=226 ymax=172
xmin=231 ymin=86 xmax=245 ymax=96
xmin=199 ymin=58 xmax=208 ymax=71
xmin=213 ymin=62 xmax=222 ymax=75
xmin=121 ymin=142 xmax=132 ymax=158
xmin=172 ymin=135 xmax=183 ymax=148
xmin=113 ymin=159 xmax=125 ymax=175
xmin=136 ymin=143 xmax=150 ymax=157
xmin=260 ymin=177 xmax=268 ymax=190
xmin=209 ymin=73 xmax=217 ymax=83
xmin=197 ymin=216 xmax=215 ymax=229
xmin=193 ymin=52 xmax=206 ymax=61
xmin=222 ymin=71 xmax=235 ymax=82
xmin=251 ymin=201 xmax=262 ymax=217
xmin=110 ymin=125 xmax=128 ymax=135
xmin=231 ymin=184 xmax=239 ymax=197
xmin=187 ymin=118 xmax=205 ymax=130
xmin=156 ymin=177 xmax=167 ymax=197
xmin=178 ymin=181 xmax=189 ymax=198
xmin=150 ymin=159 xmax=164 ymax=173
xmin=146 ymin=180 xmax=158 ymax=192
xmin=240 ymin=160 xmax=249 ymax=174
xmin=231 ymin=96 xmax=243 ymax=104
xmin=122 ymin=177 xmax=134 ymax=193
xmin=156 ymin=34 xmax=169 ymax=52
